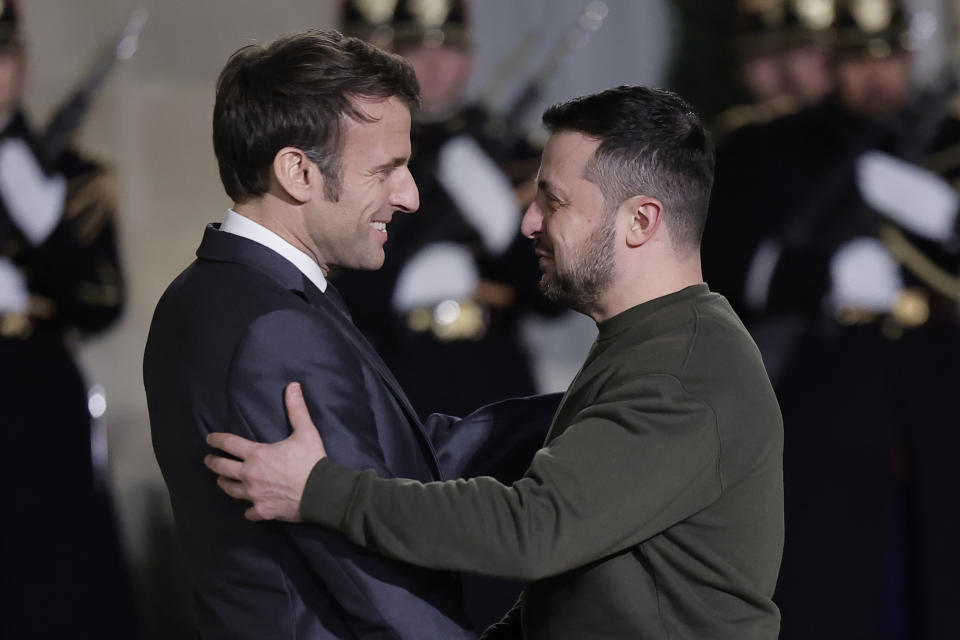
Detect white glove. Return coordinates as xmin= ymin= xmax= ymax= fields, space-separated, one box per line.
xmin=0 ymin=256 xmax=29 ymax=314
xmin=744 ymin=239 xmax=782 ymax=312
xmin=436 ymin=135 xmax=519 ymax=256
xmin=391 ymin=242 xmax=479 ymax=313
xmin=0 ymin=137 xmax=66 ymax=246
xmin=856 ymin=150 xmax=959 ymax=242
xmin=829 ymin=237 xmax=903 ymax=313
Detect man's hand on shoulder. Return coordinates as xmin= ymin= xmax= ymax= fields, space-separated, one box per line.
xmin=205 ymin=382 xmax=327 ymax=522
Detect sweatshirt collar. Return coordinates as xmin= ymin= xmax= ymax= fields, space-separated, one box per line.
xmin=597 ymin=283 xmax=709 ymax=342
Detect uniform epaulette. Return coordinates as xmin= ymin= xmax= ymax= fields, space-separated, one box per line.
xmin=712 ymin=96 xmax=799 ymax=142
xmin=65 ymin=164 xmax=116 ymax=245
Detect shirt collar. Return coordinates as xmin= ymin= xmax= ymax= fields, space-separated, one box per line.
xmin=220 ymin=209 xmax=327 ymax=292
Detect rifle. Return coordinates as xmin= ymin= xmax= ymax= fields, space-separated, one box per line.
xmin=0 ymin=9 xmax=147 ymax=253
xmin=38 ymin=8 xmax=148 ymax=172
xmin=501 ymin=0 xmax=608 ymax=126
xmin=469 ymin=1 xmax=609 ymax=166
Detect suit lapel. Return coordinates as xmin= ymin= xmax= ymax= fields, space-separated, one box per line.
xmin=304 ymin=280 xmax=443 ymax=479
xmin=196 ymin=226 xmax=443 ymax=479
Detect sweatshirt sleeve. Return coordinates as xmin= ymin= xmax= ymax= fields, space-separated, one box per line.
xmin=301 ymin=371 xmax=724 ymax=581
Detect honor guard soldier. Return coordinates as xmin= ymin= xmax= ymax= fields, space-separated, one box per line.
xmin=0 ymin=2 xmax=137 ymax=637
xmin=333 ymin=0 xmax=560 ymax=423
xmin=714 ymin=0 xmax=835 ymax=139
xmin=704 ymin=1 xmax=960 ymax=637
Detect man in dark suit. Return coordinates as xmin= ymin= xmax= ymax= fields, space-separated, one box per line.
xmin=144 ymin=30 xmax=550 ymax=639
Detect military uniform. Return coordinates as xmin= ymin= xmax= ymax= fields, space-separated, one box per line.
xmin=335 ymin=107 xmax=555 ymax=419
xmin=704 ymin=3 xmax=960 ymax=637
xmin=712 ymin=0 xmax=834 ymax=141
xmin=0 ymin=108 xmax=136 ymax=636
xmin=335 ymin=0 xmax=558 ymax=420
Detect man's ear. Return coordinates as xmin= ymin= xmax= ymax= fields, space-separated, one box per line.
xmin=272 ymin=147 xmax=321 ymax=203
xmin=623 ymin=195 xmax=663 ymax=248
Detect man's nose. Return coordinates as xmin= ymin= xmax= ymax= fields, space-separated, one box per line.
xmin=520 ymin=202 xmax=543 ymax=238
xmin=392 ymin=167 xmax=420 ymax=214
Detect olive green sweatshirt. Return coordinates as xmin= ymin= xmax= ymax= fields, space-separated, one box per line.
xmin=302 ymin=284 xmax=784 ymax=639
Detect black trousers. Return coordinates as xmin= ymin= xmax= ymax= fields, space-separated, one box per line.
xmin=2 ymin=334 xmax=141 ymax=639
xmin=772 ymin=324 xmax=960 ymax=640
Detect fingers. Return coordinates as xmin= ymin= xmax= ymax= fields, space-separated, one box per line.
xmin=207 ymin=431 xmax=257 ymax=459
xmin=283 ymin=382 xmax=327 ymax=459
xmin=211 ymin=461 xmax=266 ymax=520
xmin=203 ymin=453 xmax=245 ymax=481
xmin=216 ymin=475 xmax=248 ymax=501
xmin=284 ymin=381 xmax=316 ymax=435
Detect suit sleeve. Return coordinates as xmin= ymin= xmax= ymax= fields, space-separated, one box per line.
xmin=227 ymin=308 xmax=476 ymax=640
xmin=422 ymin=393 xmax=560 ymax=481
xmin=300 ymin=370 xmax=724 ymax=581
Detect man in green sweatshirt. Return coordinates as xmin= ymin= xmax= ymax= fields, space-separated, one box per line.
xmin=205 ymin=85 xmax=784 ymax=639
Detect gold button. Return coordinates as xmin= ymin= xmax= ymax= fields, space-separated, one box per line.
xmin=891 ymin=288 xmax=929 ymax=328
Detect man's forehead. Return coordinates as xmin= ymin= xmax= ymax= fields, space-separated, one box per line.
xmin=545 ymin=130 xmax=599 ymax=150
xmin=342 ymin=95 xmax=411 ymax=128
xmin=543 ymin=131 xmax=600 ymax=167
xmin=338 ymin=97 xmax=412 ymax=171
xmin=341 ymin=97 xmax=412 ymax=145
xmin=540 ymin=131 xmax=600 ymax=184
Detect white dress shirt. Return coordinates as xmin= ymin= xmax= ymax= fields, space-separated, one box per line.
xmin=220 ymin=209 xmax=327 ymax=292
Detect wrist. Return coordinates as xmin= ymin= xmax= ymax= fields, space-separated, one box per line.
xmin=299 ymin=457 xmax=361 ymax=528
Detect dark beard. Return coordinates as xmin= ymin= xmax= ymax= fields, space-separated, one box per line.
xmin=540 ymin=214 xmax=616 ymax=315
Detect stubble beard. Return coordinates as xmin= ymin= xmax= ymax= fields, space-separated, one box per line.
xmin=540 ymin=213 xmax=617 ymax=315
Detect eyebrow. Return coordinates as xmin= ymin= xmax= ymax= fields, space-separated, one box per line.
xmin=537 ymin=179 xmax=567 ymax=202
xmin=372 ymin=156 xmax=409 ymax=173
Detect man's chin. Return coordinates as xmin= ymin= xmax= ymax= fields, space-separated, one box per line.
xmin=540 ymin=273 xmax=597 ymax=314
xmin=539 ymin=275 xmax=565 ymax=303
xmin=358 ymin=248 xmax=387 ymax=271
xmin=342 ymin=255 xmax=386 ymax=273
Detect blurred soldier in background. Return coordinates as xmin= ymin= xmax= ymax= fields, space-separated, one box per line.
xmin=705 ymin=1 xmax=960 ymax=637
xmin=335 ymin=0 xmax=559 ymax=420
xmin=714 ymin=0 xmax=835 ymax=138
xmin=0 ymin=2 xmax=137 ymax=637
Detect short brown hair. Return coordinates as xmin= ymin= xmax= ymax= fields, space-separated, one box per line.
xmin=213 ymin=29 xmax=420 ymax=203
xmin=543 ymin=86 xmax=715 ymax=251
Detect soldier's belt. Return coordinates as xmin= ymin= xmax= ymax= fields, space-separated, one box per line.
xmin=404 ymin=298 xmax=489 ymax=342
xmin=0 ymin=312 xmax=32 ymax=339
xmin=0 ymin=295 xmax=59 ymax=339
xmin=835 ymin=287 xmax=960 ymax=339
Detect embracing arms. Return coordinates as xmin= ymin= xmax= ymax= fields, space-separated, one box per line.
xmin=207 ymin=371 xmax=723 ymax=581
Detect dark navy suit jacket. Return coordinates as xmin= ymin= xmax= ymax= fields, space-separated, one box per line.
xmin=144 ymin=225 xmax=556 ymax=639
